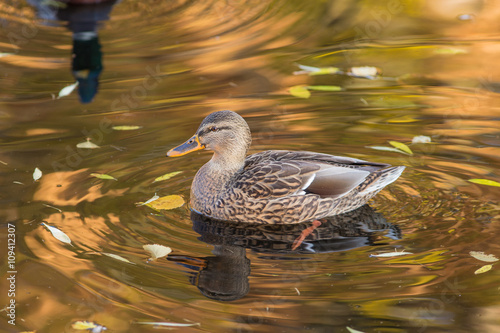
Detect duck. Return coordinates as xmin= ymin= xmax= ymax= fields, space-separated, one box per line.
xmin=167 ymin=110 xmax=405 ymax=224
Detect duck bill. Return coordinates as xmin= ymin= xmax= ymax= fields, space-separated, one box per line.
xmin=167 ymin=134 xmax=205 ymax=157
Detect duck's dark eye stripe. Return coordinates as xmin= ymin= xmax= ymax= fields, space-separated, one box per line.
xmin=201 ymin=126 xmax=230 ymax=135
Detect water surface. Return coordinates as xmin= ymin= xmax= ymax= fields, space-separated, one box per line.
xmin=1 ymin=1 xmax=500 ymax=332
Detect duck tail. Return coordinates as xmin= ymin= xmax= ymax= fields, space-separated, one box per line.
xmin=359 ymin=166 xmax=405 ymax=194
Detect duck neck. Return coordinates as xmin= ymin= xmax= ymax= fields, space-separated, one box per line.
xmin=209 ymin=149 xmax=247 ymax=176
xmin=192 ymin=149 xmax=247 ymax=202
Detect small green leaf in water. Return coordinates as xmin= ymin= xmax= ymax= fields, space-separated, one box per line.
xmin=90 ymin=173 xmax=118 ymax=181
xmin=307 ymin=85 xmax=342 ymax=92
xmin=468 ymin=179 xmax=500 ymax=187
xmin=112 ymin=125 xmax=143 ymax=131
xmin=153 ymin=171 xmax=182 ymax=183
xmin=389 ymin=141 xmax=413 ymax=155
xmin=289 ymin=85 xmax=311 ymax=98
xmin=474 ymin=264 xmax=493 ymax=275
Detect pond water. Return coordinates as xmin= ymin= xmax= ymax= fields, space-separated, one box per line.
xmin=1 ymin=0 xmax=500 ymax=332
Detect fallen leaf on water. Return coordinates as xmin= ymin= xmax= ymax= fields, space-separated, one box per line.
xmin=0 ymin=159 xmax=7 ymax=165
xmin=143 ymin=244 xmax=172 ymax=260
xmin=468 ymin=179 xmax=500 ymax=187
xmin=412 ymin=135 xmax=432 ymax=144
xmin=112 ymin=125 xmax=143 ymax=131
xmin=101 ymin=252 xmax=134 ymax=264
xmin=33 ymin=167 xmax=42 ymax=181
xmin=366 ymin=146 xmax=411 ymax=155
xmin=135 ymin=321 xmax=200 ymax=328
xmin=474 ymin=264 xmax=493 ymax=275
xmin=348 ymin=66 xmax=381 ymax=79
xmin=293 ymin=64 xmax=340 ymax=76
xmin=41 ymin=222 xmax=72 ymax=245
xmin=57 ymin=81 xmax=79 ymax=99
xmin=136 ymin=193 xmax=160 ymax=206
xmin=90 ymin=173 xmax=118 ymax=181
xmin=346 ymin=327 xmax=365 ymax=333
xmin=13 ymin=181 xmax=24 ymax=185
xmin=153 ymin=171 xmax=182 ymax=183
xmin=434 ymin=47 xmax=467 ymax=55
xmin=76 ymin=139 xmax=100 ymax=149
xmin=389 ymin=141 xmax=413 ymax=155
xmin=469 ymin=251 xmax=499 ymax=262
xmin=72 ymin=321 xmax=107 ymax=332
xmin=307 ymin=85 xmax=342 ymax=92
xmin=369 ymin=249 xmax=413 ymax=258
xmin=289 ymin=85 xmax=311 ymax=98
xmin=42 ymin=204 xmax=63 ymax=213
xmin=145 ymin=195 xmax=184 ymax=211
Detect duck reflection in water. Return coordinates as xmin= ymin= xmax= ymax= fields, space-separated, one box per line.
xmin=29 ymin=0 xmax=118 ymax=103
xmin=169 ymin=205 xmax=401 ymax=301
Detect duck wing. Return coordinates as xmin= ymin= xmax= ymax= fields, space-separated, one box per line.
xmin=234 ymin=150 xmax=390 ymax=200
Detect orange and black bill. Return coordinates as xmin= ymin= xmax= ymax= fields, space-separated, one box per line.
xmin=167 ymin=134 xmax=205 ymax=157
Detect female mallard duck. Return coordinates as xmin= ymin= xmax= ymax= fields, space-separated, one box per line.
xmin=167 ymin=110 xmax=404 ymax=224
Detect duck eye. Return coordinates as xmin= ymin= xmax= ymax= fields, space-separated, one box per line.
xmin=209 ymin=126 xmax=219 ymax=132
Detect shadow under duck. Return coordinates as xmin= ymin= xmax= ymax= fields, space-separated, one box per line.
xmin=167 ymin=110 xmax=404 ymax=224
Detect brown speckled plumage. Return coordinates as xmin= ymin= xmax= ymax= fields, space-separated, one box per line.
xmin=167 ymin=110 xmax=405 ymax=224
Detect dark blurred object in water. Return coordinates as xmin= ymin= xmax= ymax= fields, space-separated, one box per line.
xmin=168 ymin=205 xmax=401 ymax=301
xmin=28 ymin=0 xmax=118 ymax=103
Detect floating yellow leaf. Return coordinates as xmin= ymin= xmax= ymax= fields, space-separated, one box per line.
xmin=72 ymin=321 xmax=107 ymax=332
xmin=33 ymin=167 xmax=42 ymax=181
xmin=41 ymin=222 xmax=72 ymax=245
xmin=143 ymin=244 xmax=172 ymax=260
xmin=72 ymin=321 xmax=97 ymax=330
xmin=474 ymin=264 xmax=493 ymax=275
xmin=389 ymin=141 xmax=413 ymax=155
xmin=101 ymin=252 xmax=134 ymax=264
xmin=470 ymin=251 xmax=499 ymax=262
xmin=434 ymin=47 xmax=467 ymax=55
xmin=57 ymin=81 xmax=78 ymax=99
xmin=294 ymin=64 xmax=339 ymax=76
xmin=307 ymin=85 xmax=342 ymax=92
xmin=90 ymin=173 xmax=117 ymax=181
xmin=112 ymin=125 xmax=143 ymax=131
xmin=146 ymin=195 xmax=184 ymax=211
xmin=289 ymin=85 xmax=311 ymax=98
xmin=153 ymin=171 xmax=182 ymax=183
xmin=468 ymin=179 xmax=500 ymax=187
xmin=135 ymin=321 xmax=200 ymax=327
xmin=76 ymin=139 xmax=100 ymax=149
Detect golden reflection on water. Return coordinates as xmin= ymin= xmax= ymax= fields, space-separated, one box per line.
xmin=1 ymin=0 xmax=500 ymax=332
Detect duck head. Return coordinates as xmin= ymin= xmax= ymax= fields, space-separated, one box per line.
xmin=167 ymin=111 xmax=252 ymax=164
